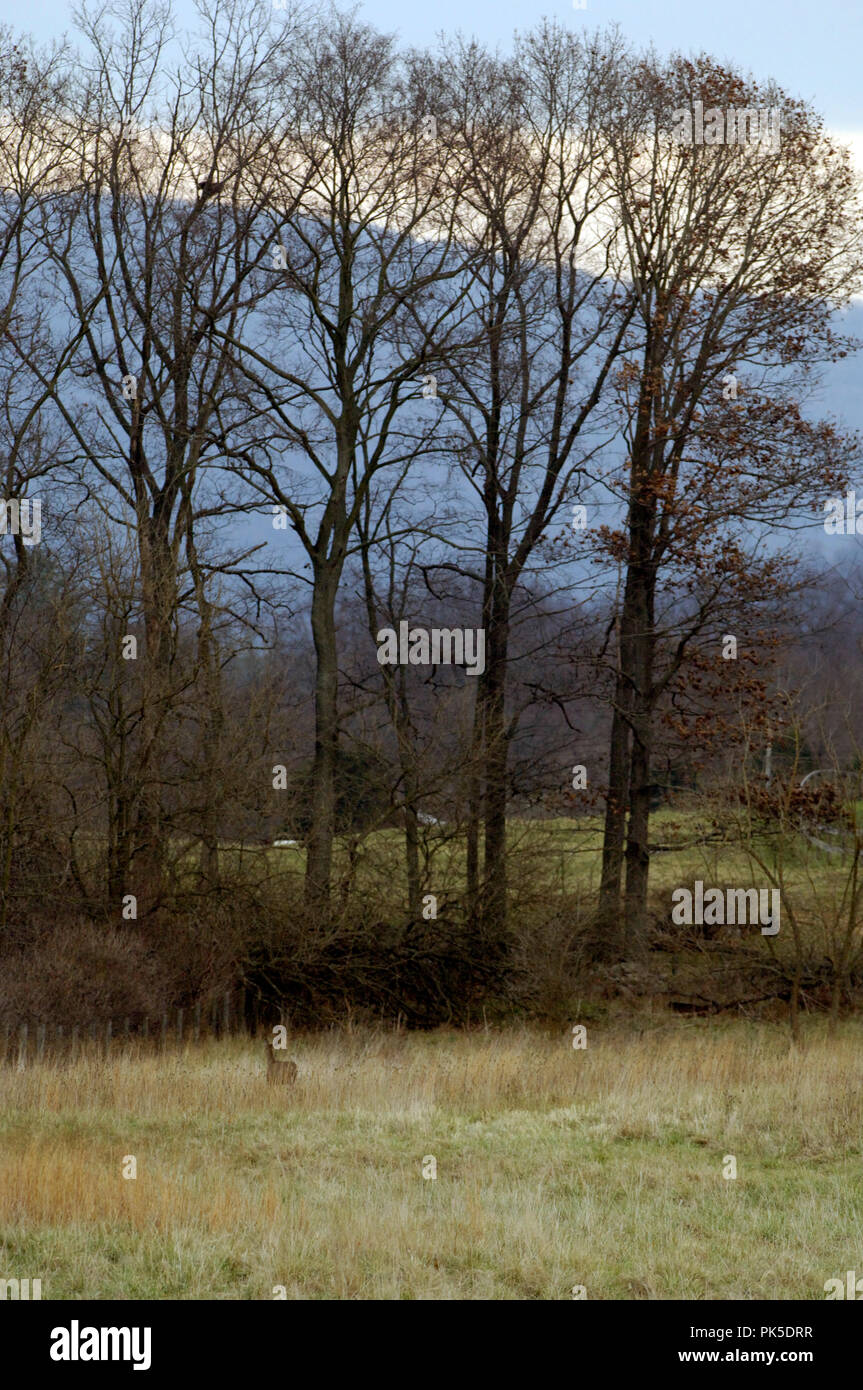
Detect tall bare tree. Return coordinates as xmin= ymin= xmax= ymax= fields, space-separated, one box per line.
xmin=40 ymin=0 xmax=309 ymax=915
xmin=222 ymin=9 xmax=480 ymax=907
xmin=420 ymin=24 xmax=637 ymax=931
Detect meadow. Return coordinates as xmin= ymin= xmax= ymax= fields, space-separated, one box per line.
xmin=250 ymin=807 xmax=860 ymax=926
xmin=1 ymin=1020 xmax=861 ymax=1300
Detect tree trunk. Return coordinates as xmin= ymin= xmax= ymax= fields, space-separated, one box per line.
xmin=305 ymin=570 xmax=339 ymax=910
xmin=619 ymin=433 xmax=657 ymax=958
xmin=135 ymin=505 xmax=176 ymax=919
xmin=465 ymin=694 xmax=483 ymax=915
xmin=386 ymin=668 xmax=422 ymax=918
xmin=596 ymin=686 xmax=631 ymax=960
xmin=600 ymin=320 xmax=660 ymax=961
xmin=187 ymin=528 xmax=222 ymax=891
xmin=481 ymin=604 xmax=510 ymax=934
xmin=623 ymin=700 xmax=653 ymax=959
xmin=616 ymin=540 xmax=655 ymax=959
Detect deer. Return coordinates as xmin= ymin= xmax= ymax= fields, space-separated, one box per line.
xmin=265 ymin=1032 xmax=298 ymax=1086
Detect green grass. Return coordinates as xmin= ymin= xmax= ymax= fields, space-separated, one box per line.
xmin=4 ymin=808 xmax=860 ymax=1299
xmin=246 ymin=806 xmax=856 ymax=902
xmin=1 ymin=1022 xmax=861 ymax=1299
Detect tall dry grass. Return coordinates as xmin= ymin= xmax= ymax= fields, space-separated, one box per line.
xmin=1 ymin=1022 xmax=861 ymax=1299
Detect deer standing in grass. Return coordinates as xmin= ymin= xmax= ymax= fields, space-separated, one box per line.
xmin=266 ymin=1026 xmax=298 ymax=1085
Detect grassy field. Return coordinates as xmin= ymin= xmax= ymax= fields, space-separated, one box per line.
xmin=246 ymin=808 xmax=860 ymax=943
xmin=2 ymin=1020 xmax=861 ymax=1300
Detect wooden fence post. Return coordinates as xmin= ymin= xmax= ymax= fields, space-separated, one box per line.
xmin=17 ymin=1021 xmax=28 ymax=1071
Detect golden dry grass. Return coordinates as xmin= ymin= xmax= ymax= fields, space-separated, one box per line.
xmin=1 ymin=1021 xmax=861 ymax=1299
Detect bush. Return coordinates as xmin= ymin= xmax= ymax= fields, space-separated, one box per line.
xmin=0 ymin=919 xmax=171 ymax=1027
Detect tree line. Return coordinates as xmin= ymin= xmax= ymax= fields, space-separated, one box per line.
xmin=1 ymin=0 xmax=862 ymax=1023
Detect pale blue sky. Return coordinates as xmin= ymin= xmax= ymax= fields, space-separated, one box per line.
xmin=19 ymin=0 xmax=863 ymax=130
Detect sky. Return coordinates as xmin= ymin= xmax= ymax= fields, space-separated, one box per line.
xmin=12 ymin=1 xmax=861 ymax=561
xmin=17 ymin=0 xmax=863 ymax=133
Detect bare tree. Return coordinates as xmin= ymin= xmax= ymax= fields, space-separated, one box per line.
xmin=39 ymin=0 xmax=309 ymax=915
xmin=221 ymin=8 xmax=481 ymax=907
xmin=417 ymin=24 xmax=637 ymax=931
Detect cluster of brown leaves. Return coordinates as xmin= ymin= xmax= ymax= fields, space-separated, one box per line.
xmin=740 ymin=778 xmax=854 ymax=829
